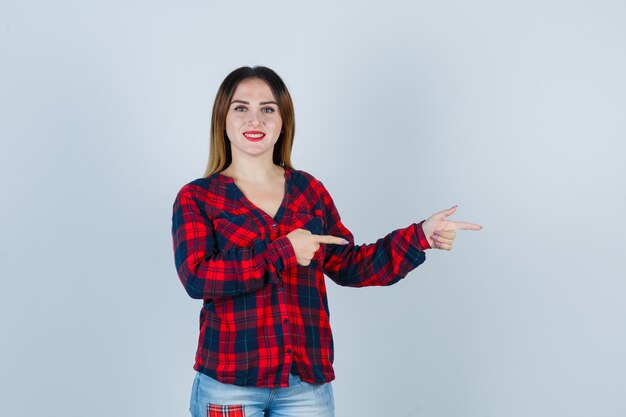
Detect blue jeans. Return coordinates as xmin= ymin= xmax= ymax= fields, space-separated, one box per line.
xmin=189 ymin=371 xmax=335 ymax=417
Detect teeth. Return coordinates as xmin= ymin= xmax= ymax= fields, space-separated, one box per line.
xmin=245 ymin=133 xmax=264 ymax=138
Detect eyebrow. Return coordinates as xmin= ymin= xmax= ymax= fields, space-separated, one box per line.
xmin=230 ymin=99 xmax=278 ymax=105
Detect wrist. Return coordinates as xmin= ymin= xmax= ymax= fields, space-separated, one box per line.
xmin=415 ymin=220 xmax=432 ymax=250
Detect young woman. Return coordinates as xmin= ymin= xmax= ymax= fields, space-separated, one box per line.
xmin=171 ymin=66 xmax=482 ymax=417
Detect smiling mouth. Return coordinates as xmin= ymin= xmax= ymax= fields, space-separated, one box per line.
xmin=244 ymin=131 xmax=265 ymax=141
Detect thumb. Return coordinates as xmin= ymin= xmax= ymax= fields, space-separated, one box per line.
xmin=435 ymin=205 xmax=458 ymax=219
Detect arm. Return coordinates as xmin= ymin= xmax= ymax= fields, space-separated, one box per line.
xmin=319 ymin=181 xmax=431 ymax=287
xmin=171 ymin=187 xmax=297 ymax=299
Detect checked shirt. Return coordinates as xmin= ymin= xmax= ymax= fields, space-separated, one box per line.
xmin=171 ymin=166 xmax=431 ymax=388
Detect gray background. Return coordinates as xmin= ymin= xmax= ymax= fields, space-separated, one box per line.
xmin=1 ymin=1 xmax=625 ymax=416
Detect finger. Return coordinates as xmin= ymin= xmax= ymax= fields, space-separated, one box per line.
xmin=434 ymin=230 xmax=456 ymax=239
xmin=432 ymin=205 xmax=458 ymax=219
xmin=447 ymin=221 xmax=482 ymax=231
xmin=435 ymin=241 xmax=452 ymax=251
xmin=314 ymin=235 xmax=350 ymax=245
xmin=432 ymin=235 xmax=454 ymax=245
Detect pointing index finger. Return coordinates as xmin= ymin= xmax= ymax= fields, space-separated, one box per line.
xmin=448 ymin=221 xmax=483 ymax=231
xmin=314 ymin=235 xmax=350 ymax=245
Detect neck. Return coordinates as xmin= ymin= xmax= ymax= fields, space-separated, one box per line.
xmin=226 ymin=153 xmax=283 ymax=183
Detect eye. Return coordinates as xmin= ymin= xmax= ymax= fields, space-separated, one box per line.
xmin=261 ymin=107 xmax=276 ymax=113
xmin=233 ymin=105 xmax=246 ymax=112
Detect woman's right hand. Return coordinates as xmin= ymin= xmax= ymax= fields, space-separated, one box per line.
xmin=286 ymin=228 xmax=349 ymax=266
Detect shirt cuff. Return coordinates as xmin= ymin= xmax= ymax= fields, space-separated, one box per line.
xmin=269 ymin=235 xmax=298 ymax=271
xmin=414 ymin=220 xmax=431 ymax=250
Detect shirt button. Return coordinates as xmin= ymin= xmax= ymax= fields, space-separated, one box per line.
xmin=283 ymin=318 xmax=289 ymax=324
xmin=286 ymin=348 xmax=293 ymax=354
xmin=279 ymin=287 xmax=284 ymax=292
xmin=272 ymin=223 xmax=277 ymax=229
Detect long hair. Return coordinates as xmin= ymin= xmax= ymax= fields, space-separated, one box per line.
xmin=203 ymin=66 xmax=296 ymax=177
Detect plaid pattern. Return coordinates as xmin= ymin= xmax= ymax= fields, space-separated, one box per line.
xmin=172 ymin=167 xmax=430 ymax=388
xmin=208 ymin=404 xmax=245 ymax=417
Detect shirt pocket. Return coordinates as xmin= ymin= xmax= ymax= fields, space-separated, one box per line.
xmin=290 ymin=211 xmax=323 ymax=235
xmin=212 ymin=213 xmax=261 ymax=250
xmin=290 ymin=211 xmax=325 ymax=262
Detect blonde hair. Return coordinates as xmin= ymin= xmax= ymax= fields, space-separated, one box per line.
xmin=203 ymin=66 xmax=296 ymax=177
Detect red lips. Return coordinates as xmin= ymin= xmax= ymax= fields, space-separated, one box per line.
xmin=243 ymin=131 xmax=265 ymax=142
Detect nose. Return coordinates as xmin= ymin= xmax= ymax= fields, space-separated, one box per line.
xmin=246 ymin=111 xmax=261 ymax=126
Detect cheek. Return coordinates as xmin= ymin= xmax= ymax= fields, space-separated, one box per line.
xmin=274 ymin=117 xmax=283 ymax=132
xmin=225 ymin=114 xmax=239 ymax=134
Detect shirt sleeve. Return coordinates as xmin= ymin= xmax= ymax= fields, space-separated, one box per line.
xmin=171 ymin=187 xmax=298 ymax=299
xmin=318 ymin=180 xmax=430 ymax=287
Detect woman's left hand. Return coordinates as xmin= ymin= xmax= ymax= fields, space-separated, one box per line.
xmin=422 ymin=205 xmax=482 ymax=250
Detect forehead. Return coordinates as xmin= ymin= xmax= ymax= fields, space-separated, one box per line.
xmin=232 ymin=78 xmax=276 ymax=101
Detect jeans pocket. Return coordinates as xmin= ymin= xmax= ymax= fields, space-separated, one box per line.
xmin=296 ymin=378 xmax=334 ymax=409
xmin=207 ymin=404 xmax=246 ymax=417
xmin=313 ymin=382 xmax=334 ymax=409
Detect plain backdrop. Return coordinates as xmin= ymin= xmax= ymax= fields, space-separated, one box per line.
xmin=1 ymin=1 xmax=625 ymax=416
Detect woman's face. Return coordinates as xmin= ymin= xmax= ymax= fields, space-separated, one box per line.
xmin=225 ymin=78 xmax=283 ymax=162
